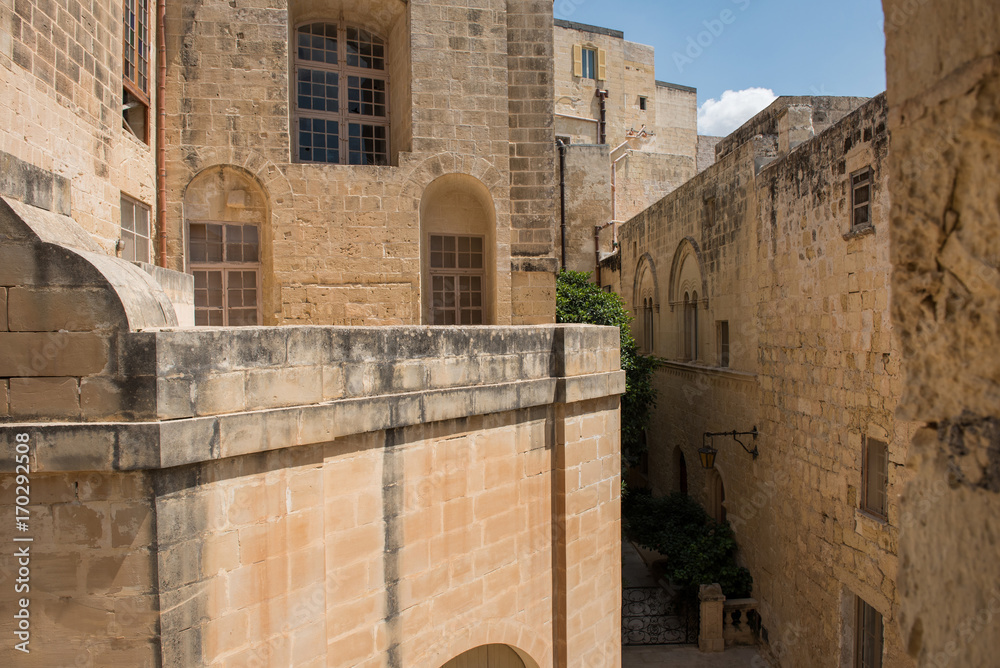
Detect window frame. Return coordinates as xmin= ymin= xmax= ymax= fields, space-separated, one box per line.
xmin=851 ymin=167 xmax=874 ymax=231
xmin=292 ymin=22 xmax=391 ymax=166
xmin=428 ymin=234 xmax=486 ymax=326
xmin=639 ymin=96 xmax=648 ymax=111
xmin=854 ymin=597 xmax=884 ymax=668
xmin=188 ymin=221 xmax=262 ymax=327
xmin=717 ymin=320 xmax=730 ymax=368
xmin=122 ymin=0 xmax=151 ymax=143
xmin=120 ymin=195 xmax=152 ymax=264
xmin=581 ymin=47 xmax=597 ymax=79
xmin=861 ymin=436 xmax=889 ymax=521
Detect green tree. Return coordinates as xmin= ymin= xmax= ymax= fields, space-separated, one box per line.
xmin=555 ymin=270 xmax=657 ymax=469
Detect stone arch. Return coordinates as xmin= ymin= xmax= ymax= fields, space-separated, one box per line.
xmin=633 ymin=253 xmax=659 ymax=353
xmin=440 ymin=645 xmax=531 ymax=668
xmin=420 ymin=619 xmax=549 ymax=668
xmin=668 ymin=237 xmax=707 ymax=308
xmin=183 ymin=164 xmax=275 ymax=325
xmin=669 ymin=238 xmax=707 ymax=361
xmin=632 ymin=252 xmax=660 ymax=309
xmin=419 ymin=173 xmax=498 ymax=325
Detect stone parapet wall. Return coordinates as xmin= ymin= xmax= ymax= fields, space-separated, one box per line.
xmin=0 ymin=322 xmax=623 ymax=667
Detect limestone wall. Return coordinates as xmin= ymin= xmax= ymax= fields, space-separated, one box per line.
xmin=0 ymin=0 xmax=158 ymax=253
xmin=0 ymin=321 xmax=624 ymax=667
xmin=883 ymin=1 xmax=1000 ymax=666
xmin=618 ymin=96 xmax=917 ymax=667
xmin=162 ymin=0 xmax=557 ymax=327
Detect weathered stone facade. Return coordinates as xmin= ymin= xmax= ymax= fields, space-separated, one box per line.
xmin=883 ymin=1 xmax=1000 ymax=666
xmin=552 ymin=20 xmax=701 ymax=280
xmin=163 ymin=0 xmax=558 ymax=327
xmin=0 ymin=1 xmax=627 ymax=666
xmin=615 ymin=94 xmax=920 ymax=667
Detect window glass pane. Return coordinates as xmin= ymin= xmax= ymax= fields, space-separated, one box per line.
xmin=297 ymin=68 xmax=339 ymax=112
xmin=346 ymin=27 xmax=385 ymax=70
xmin=348 ymin=123 xmax=388 ymax=166
xmin=297 ymin=23 xmax=338 ymax=64
xmin=299 ymin=117 xmax=340 ymax=164
xmin=206 ymin=224 xmax=223 ymax=262
xmin=122 ymin=200 xmax=135 ymax=232
xmin=135 ymin=206 xmax=149 ymax=237
xmin=347 ymin=76 xmax=387 ymax=117
xmin=122 ymin=230 xmax=136 ymax=263
xmin=854 ymin=184 xmax=870 ymax=206
xmin=135 ymin=235 xmax=149 ymax=264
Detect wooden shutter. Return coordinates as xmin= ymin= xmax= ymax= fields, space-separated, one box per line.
xmin=597 ymin=48 xmax=607 ymax=80
xmin=572 ymin=44 xmax=583 ymax=77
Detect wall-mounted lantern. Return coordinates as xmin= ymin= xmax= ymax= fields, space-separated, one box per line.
xmin=699 ymin=427 xmax=760 ymax=469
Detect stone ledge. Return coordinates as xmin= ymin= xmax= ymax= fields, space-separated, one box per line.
xmin=657 ymin=360 xmax=758 ymax=383
xmin=0 ymin=371 xmax=625 ymax=472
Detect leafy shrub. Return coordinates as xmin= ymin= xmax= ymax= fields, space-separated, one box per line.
xmin=555 ymin=270 xmax=657 ymax=468
xmin=623 ymin=489 xmax=753 ymax=601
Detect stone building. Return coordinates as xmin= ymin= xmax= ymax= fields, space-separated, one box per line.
xmin=0 ymin=0 xmax=626 ymax=666
xmin=613 ymin=94 xmax=919 ymax=666
xmin=552 ymin=19 xmax=719 ymax=285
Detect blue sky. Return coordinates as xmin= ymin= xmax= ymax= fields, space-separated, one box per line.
xmin=554 ymin=0 xmax=887 ymax=135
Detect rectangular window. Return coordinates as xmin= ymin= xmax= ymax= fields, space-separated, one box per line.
xmin=855 ymin=598 xmax=884 ymax=668
xmin=294 ymin=23 xmax=390 ymax=165
xmin=581 ymin=48 xmax=597 ymax=79
xmin=123 ymin=0 xmax=150 ymax=142
xmin=861 ymin=436 xmax=889 ymax=520
xmin=852 ymin=167 xmax=873 ymax=230
xmin=190 ymin=222 xmax=261 ymax=326
xmin=120 ymin=195 xmax=151 ymax=263
xmin=717 ymin=321 xmax=730 ymax=368
xmin=639 ymin=96 xmax=648 ymax=111
xmin=430 ymin=235 xmax=485 ymax=326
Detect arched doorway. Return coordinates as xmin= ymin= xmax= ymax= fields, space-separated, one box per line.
xmin=440 ymin=644 xmax=527 ymax=668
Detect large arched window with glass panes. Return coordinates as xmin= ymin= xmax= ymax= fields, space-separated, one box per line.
xmin=293 ymin=22 xmax=389 ymax=165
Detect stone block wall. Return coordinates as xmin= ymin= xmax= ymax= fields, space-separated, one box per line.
xmin=161 ymin=0 xmax=557 ymax=327
xmin=0 ymin=237 xmax=624 ymax=665
xmin=616 ymin=96 xmax=917 ymax=668
xmin=883 ymin=1 xmax=1000 ymax=666
xmin=0 ymin=0 xmax=157 ymax=252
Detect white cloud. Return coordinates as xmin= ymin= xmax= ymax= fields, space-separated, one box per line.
xmin=698 ymin=88 xmax=778 ymax=137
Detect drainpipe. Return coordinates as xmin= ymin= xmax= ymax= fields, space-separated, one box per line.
xmin=557 ymin=139 xmax=567 ymax=272
xmin=156 ymin=0 xmax=167 ymax=267
xmin=611 ymin=149 xmax=630 ymax=223
xmin=596 ymin=89 xmax=608 ymax=145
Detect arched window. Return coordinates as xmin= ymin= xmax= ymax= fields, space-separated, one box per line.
xmin=185 ymin=166 xmax=268 ymax=327
xmin=684 ymin=291 xmax=699 ymax=361
xmin=643 ymin=298 xmax=654 ymax=353
xmin=420 ymin=174 xmax=497 ymax=325
xmin=293 ymin=22 xmax=389 ymax=165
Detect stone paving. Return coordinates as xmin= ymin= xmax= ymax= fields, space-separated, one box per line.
xmin=621 ymin=540 xmax=769 ymax=668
